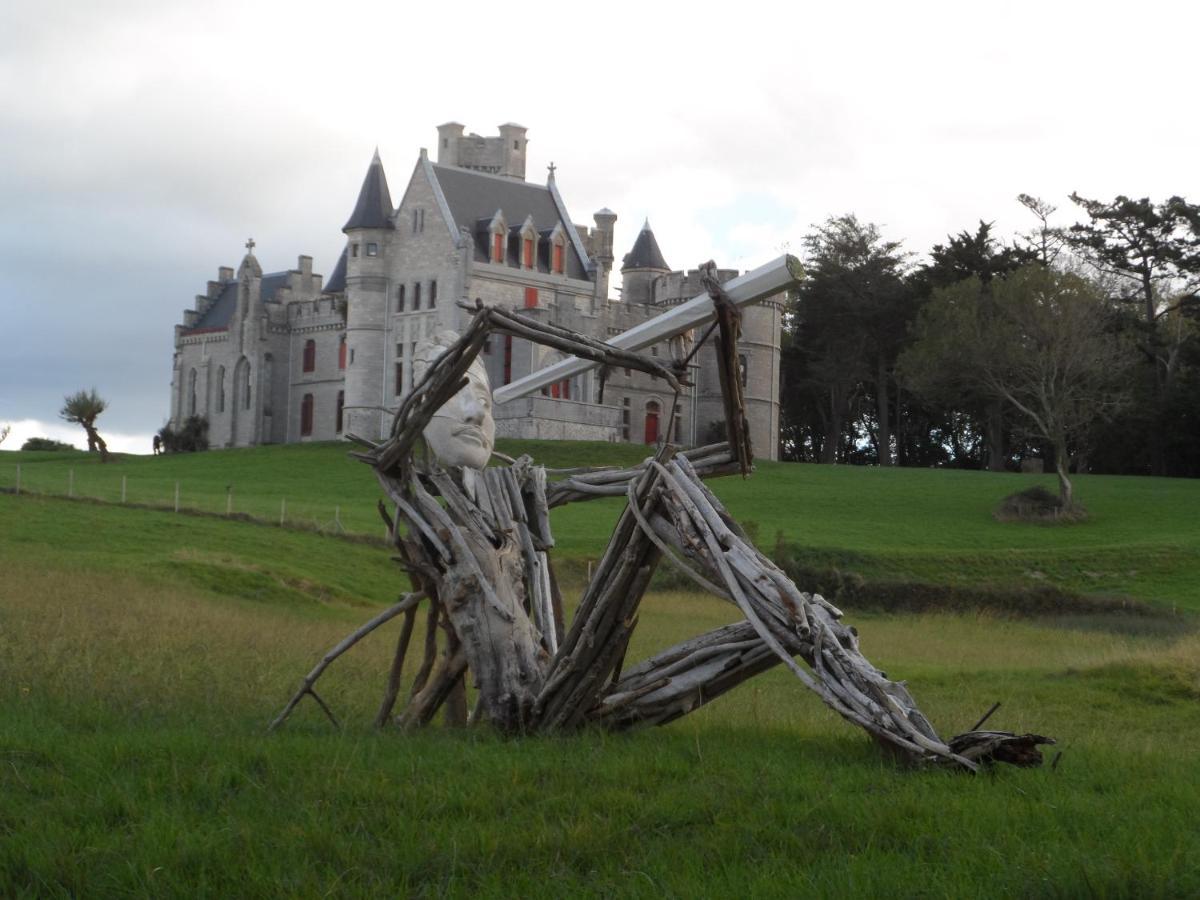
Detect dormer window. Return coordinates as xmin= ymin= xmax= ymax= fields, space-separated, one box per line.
xmin=549 ymin=223 xmax=567 ymax=274
xmin=487 ymin=210 xmax=507 ymax=265
xmin=366 ymin=242 xmax=378 ymax=257
xmin=519 ymin=216 xmax=538 ymax=270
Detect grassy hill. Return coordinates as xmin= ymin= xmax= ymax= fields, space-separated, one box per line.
xmin=5 ymin=440 xmax=1200 ymax=609
xmin=1 ymin=442 xmax=1198 ymax=895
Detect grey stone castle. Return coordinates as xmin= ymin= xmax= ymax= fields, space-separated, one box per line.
xmin=171 ymin=123 xmax=783 ymax=457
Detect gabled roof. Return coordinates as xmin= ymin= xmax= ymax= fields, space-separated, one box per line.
xmin=185 ymin=272 xmax=290 ymax=333
xmin=622 ymin=220 xmax=670 ymax=272
xmin=322 ymin=247 xmax=348 ymax=294
xmin=343 ymin=149 xmax=394 ymax=231
xmin=428 ymin=163 xmax=590 ymax=279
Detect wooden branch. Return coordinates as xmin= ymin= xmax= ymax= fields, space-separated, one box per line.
xmin=374 ymin=603 xmax=419 ymax=727
xmin=269 ymin=593 xmax=422 ymax=732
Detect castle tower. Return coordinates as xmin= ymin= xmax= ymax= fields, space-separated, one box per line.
xmin=496 ymin=123 xmax=527 ymax=179
xmin=620 ymin=220 xmax=670 ymax=304
xmin=342 ymin=149 xmax=394 ymax=439
xmin=592 ymin=208 xmax=617 ymax=302
xmin=435 ymin=122 xmax=527 ymax=180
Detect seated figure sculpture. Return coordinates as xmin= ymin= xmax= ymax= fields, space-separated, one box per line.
xmin=276 ymin=305 xmax=1051 ymax=771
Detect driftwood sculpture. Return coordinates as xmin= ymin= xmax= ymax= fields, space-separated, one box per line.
xmin=273 ymin=268 xmax=1052 ymax=771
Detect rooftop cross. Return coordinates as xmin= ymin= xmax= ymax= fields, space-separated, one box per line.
xmin=547 ymin=161 xmax=557 ymax=179
xmin=245 ymin=237 xmax=256 ymax=254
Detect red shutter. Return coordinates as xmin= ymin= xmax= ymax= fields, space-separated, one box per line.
xmin=523 ymin=238 xmax=533 ymax=267
xmin=552 ymin=244 xmax=564 ymax=274
xmin=524 ymin=287 xmax=538 ymax=309
xmin=493 ymin=233 xmax=504 ymax=263
xmin=303 ymin=340 xmax=316 ymax=373
xmin=338 ymin=338 xmax=347 ymax=370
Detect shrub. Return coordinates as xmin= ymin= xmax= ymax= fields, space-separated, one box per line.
xmin=995 ymin=485 xmax=1086 ymax=523
xmin=158 ymin=416 xmax=210 ymax=453
xmin=20 ymin=437 xmax=76 ymax=452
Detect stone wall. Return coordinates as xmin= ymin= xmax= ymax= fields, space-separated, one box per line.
xmin=494 ymin=396 xmax=620 ymax=442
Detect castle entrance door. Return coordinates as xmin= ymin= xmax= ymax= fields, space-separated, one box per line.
xmin=644 ymin=401 xmax=660 ymax=444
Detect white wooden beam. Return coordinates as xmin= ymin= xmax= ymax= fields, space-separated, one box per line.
xmin=493 ymin=254 xmax=802 ymax=405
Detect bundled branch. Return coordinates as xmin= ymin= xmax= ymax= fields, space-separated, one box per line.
xmin=273 ymin=296 xmax=1052 ymax=771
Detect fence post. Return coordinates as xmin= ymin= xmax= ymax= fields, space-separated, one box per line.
xmin=280 ymin=497 xmax=286 ymax=526
xmin=226 ymin=486 xmax=233 ymax=516
xmin=174 ymin=481 xmax=180 ymax=513
xmin=68 ymin=469 xmax=74 ymax=498
xmin=121 ymin=475 xmax=127 ymax=504
xmin=14 ymin=464 xmax=19 ymax=495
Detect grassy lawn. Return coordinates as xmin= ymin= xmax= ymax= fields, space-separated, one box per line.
xmin=5 ymin=441 xmax=1200 ymax=609
xmin=2 ymin=448 xmax=1199 ymax=896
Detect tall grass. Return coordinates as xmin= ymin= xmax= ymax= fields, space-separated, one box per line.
xmin=2 ymin=547 xmax=1198 ymax=897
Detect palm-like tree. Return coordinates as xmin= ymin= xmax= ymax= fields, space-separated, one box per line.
xmin=60 ymin=389 xmax=109 ymax=462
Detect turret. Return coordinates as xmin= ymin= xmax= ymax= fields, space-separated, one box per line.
xmin=620 ymin=219 xmax=670 ymax=304
xmin=342 ymin=150 xmax=395 ymax=439
xmin=497 ymin=122 xmax=527 ymax=179
xmin=436 ymin=121 xmax=464 ymax=167
xmin=592 ymin=208 xmax=617 ymax=302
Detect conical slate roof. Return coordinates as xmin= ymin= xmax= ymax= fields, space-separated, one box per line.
xmin=343 ymin=149 xmax=393 ymax=231
xmin=621 ymin=219 xmax=669 ymax=271
xmin=322 ymin=246 xmax=348 ymax=294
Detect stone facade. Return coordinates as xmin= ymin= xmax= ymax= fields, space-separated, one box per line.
xmin=171 ymin=123 xmax=784 ymax=458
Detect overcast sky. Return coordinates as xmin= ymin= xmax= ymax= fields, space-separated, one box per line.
xmin=2 ymin=0 xmax=1197 ymax=452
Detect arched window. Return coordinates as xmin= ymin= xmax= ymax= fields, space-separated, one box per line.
xmin=303 ymin=339 xmax=316 ymax=373
xmin=644 ymin=400 xmax=661 ymax=445
xmin=242 ymin=363 xmax=252 ymax=410
xmin=188 ymin=369 xmax=197 ymax=416
xmin=338 ymin=335 xmax=347 ymax=370
xmin=335 ymin=390 xmax=345 ymax=433
xmin=216 ymin=366 xmax=226 ymax=413
xmin=300 ymin=393 xmax=314 ymax=437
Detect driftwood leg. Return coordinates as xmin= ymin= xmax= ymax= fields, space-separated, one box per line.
xmin=374 ymin=602 xmax=419 ymax=727
xmin=269 ymin=593 xmax=421 ymax=732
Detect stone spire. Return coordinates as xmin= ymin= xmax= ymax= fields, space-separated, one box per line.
xmin=343 ymin=148 xmax=394 ymax=231
xmin=621 ymin=219 xmax=670 ymax=272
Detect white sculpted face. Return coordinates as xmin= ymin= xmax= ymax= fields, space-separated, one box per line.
xmin=415 ymin=331 xmax=495 ymax=471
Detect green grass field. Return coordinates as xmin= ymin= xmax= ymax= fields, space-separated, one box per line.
xmin=5 ymin=440 xmax=1200 ymax=609
xmin=2 ymin=443 xmax=1198 ymax=896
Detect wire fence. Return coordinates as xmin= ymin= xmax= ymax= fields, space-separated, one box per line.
xmin=0 ymin=463 xmax=389 ymax=540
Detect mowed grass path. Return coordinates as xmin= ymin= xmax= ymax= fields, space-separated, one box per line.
xmin=1 ymin=491 xmax=1198 ymax=896
xmin=5 ymin=440 xmax=1200 ymax=608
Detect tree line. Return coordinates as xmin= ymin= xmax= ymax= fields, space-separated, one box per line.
xmin=779 ymin=193 xmax=1200 ymax=500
